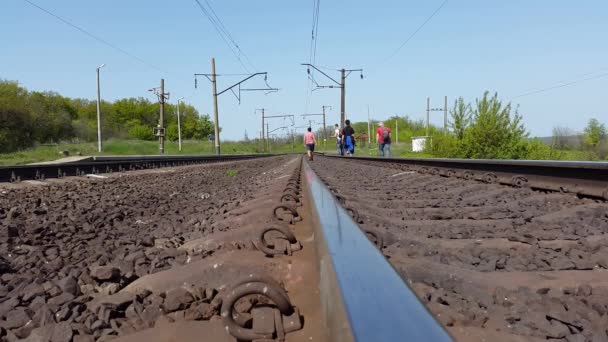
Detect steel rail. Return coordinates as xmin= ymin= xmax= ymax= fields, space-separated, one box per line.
xmin=303 ymin=160 xmax=453 ymax=342
xmin=0 ymin=154 xmax=273 ymax=183
xmin=321 ymin=155 xmax=608 ymax=199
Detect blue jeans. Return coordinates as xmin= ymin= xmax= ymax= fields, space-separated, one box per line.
xmin=336 ymin=140 xmax=343 ymax=155
xmin=379 ymin=143 xmax=391 ymax=157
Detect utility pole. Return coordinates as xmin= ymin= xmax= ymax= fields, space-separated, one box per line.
xmin=159 ymin=79 xmax=166 ymax=154
xmin=444 ymin=95 xmax=448 ymax=132
xmin=395 ymin=119 xmax=399 ymax=144
xmin=367 ymin=105 xmax=371 ymax=146
xmin=255 ymin=108 xmax=266 ymax=151
xmin=148 ymin=79 xmax=169 ymax=154
xmin=266 ymin=123 xmax=269 ymax=151
xmin=210 ymin=58 xmax=220 ymax=155
xmin=177 ymin=97 xmax=184 ymax=152
xmin=301 ymin=64 xmax=363 ymax=129
xmin=426 ymin=97 xmax=430 ymax=137
xmin=426 ymin=96 xmax=448 ymax=136
xmin=96 ymin=64 xmax=105 ymax=153
xmin=194 ymin=59 xmax=278 ymax=155
xmin=322 ymin=105 xmax=331 ymax=151
xmin=340 ymin=69 xmax=346 ymax=128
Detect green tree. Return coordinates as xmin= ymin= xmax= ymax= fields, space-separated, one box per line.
xmin=449 ymin=97 xmax=471 ymax=140
xmin=461 ymin=91 xmax=528 ymax=159
xmin=582 ymin=118 xmax=606 ymax=148
xmin=0 ymin=80 xmax=34 ymax=152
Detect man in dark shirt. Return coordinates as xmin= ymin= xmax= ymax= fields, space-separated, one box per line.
xmin=341 ymin=120 xmax=355 ymax=156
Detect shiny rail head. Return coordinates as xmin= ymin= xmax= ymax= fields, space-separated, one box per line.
xmin=302 ymin=161 xmax=454 ymax=342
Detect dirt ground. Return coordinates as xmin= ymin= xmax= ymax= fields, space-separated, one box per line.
xmin=310 ymin=156 xmax=608 ymax=342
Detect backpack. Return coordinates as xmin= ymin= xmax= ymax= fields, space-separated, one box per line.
xmin=382 ymin=127 xmax=390 ymax=143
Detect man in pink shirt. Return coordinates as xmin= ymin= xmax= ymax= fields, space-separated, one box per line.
xmin=304 ymin=127 xmax=316 ymax=161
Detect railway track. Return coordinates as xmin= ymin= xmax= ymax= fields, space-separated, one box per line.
xmin=0 ymin=154 xmax=272 ymax=183
xmin=0 ymin=154 xmax=448 ymax=342
xmin=311 ymin=155 xmax=608 ymax=342
xmin=1 ymin=153 xmax=606 ymax=341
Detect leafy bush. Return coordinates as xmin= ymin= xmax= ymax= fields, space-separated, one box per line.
xmin=128 ymin=125 xmax=154 ymax=140
xmin=460 ymin=91 xmax=528 ymax=159
xmin=166 ymin=124 xmax=179 ymax=142
xmin=427 ymin=133 xmax=461 ymax=158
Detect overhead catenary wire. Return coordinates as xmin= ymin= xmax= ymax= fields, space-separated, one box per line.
xmin=510 ymin=71 xmax=608 ymax=100
xmin=203 ymin=0 xmax=257 ymax=71
xmin=304 ymin=0 xmax=322 ymax=113
xmin=192 ymin=0 xmax=254 ymax=73
xmin=21 ymin=0 xmax=165 ymax=73
xmin=383 ymin=0 xmax=448 ymax=64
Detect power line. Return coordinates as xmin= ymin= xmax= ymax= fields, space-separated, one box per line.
xmin=510 ymin=71 xmax=608 ymax=99
xmin=21 ymin=0 xmax=164 ymax=73
xmin=203 ymin=0 xmax=257 ymax=71
xmin=192 ymin=0 xmax=254 ymax=73
xmin=384 ymin=0 xmax=448 ymax=64
xmin=305 ymin=0 xmax=322 ymax=113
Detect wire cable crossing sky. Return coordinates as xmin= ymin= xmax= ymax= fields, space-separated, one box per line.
xmin=2 ymin=0 xmax=607 ymax=139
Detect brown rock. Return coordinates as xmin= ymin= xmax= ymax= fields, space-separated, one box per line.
xmin=162 ymin=288 xmax=194 ymax=313
xmin=90 ymin=266 xmax=120 ymax=281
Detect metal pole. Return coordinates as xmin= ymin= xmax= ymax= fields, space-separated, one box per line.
xmin=322 ymin=106 xmax=327 ymax=151
xmin=262 ymin=108 xmax=265 ymax=152
xmin=367 ymin=105 xmax=371 ymax=146
xmin=444 ymin=95 xmax=448 ymax=132
xmin=177 ymin=98 xmax=183 ymax=152
xmin=159 ymin=79 xmax=165 ymax=154
xmin=211 ymin=58 xmax=220 ymax=155
xmin=95 ymin=64 xmax=104 ymax=153
xmin=340 ymin=68 xmax=346 ymax=129
xmin=266 ymin=123 xmax=269 ymax=151
xmin=396 ymin=119 xmax=398 ymax=144
xmin=426 ymin=96 xmax=430 ymax=137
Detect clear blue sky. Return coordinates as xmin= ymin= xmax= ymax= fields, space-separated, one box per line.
xmin=2 ymin=0 xmax=607 ymax=140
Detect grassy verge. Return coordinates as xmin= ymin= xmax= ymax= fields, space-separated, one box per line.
xmin=1 ymin=139 xmax=598 ymax=166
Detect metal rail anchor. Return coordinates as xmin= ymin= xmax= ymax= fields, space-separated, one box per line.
xmin=364 ymin=229 xmax=384 ymax=250
xmin=273 ymin=205 xmax=301 ymax=224
xmin=221 ymin=276 xmax=302 ymax=341
xmin=9 ymin=171 xmax=20 ymax=183
xmin=257 ymin=224 xmax=302 ymax=256
xmin=280 ymin=193 xmax=301 ymax=207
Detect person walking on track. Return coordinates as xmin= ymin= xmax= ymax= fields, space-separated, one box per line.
xmin=376 ymin=122 xmax=391 ymax=158
xmin=341 ymin=120 xmax=356 ymax=156
xmin=304 ymin=127 xmax=316 ymax=161
xmin=331 ymin=123 xmax=343 ymax=155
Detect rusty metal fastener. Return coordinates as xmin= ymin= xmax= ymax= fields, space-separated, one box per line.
xmin=334 ymin=194 xmax=346 ymax=205
xmin=483 ymin=172 xmax=498 ymax=183
xmin=364 ymin=230 xmax=384 ymax=250
xmin=221 ymin=276 xmax=293 ymax=341
xmin=257 ymin=224 xmax=298 ymax=256
xmin=511 ymin=175 xmax=528 ymax=188
xmin=346 ymin=207 xmax=360 ymax=223
xmin=280 ymin=193 xmax=300 ymax=204
xmin=463 ymin=171 xmax=474 ymax=180
xmin=273 ymin=205 xmax=300 ymax=222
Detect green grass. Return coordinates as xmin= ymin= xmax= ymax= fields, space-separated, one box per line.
xmin=225 ymin=169 xmax=239 ymax=177
xmin=1 ymin=139 xmax=599 ymax=166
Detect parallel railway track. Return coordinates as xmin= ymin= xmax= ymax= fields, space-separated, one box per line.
xmin=311 ymin=154 xmax=608 ymax=341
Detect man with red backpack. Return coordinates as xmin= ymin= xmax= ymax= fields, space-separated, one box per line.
xmin=376 ymin=122 xmax=391 ymax=158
